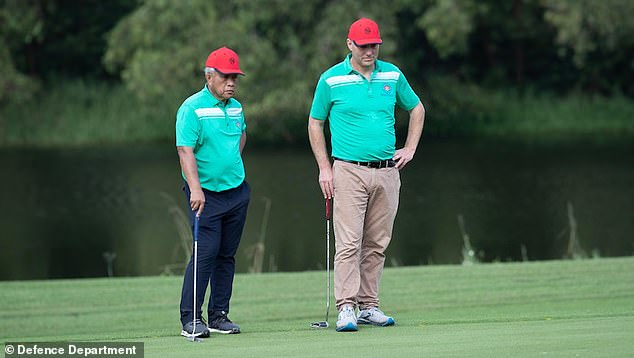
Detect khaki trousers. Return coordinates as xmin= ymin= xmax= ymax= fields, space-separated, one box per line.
xmin=332 ymin=160 xmax=400 ymax=310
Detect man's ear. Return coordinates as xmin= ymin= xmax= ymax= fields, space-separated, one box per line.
xmin=346 ymin=39 xmax=354 ymax=51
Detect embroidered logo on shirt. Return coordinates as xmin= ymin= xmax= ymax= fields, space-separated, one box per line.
xmin=382 ymin=84 xmax=392 ymax=95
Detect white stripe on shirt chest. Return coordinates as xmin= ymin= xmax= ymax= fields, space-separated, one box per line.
xmin=194 ymin=107 xmax=242 ymax=119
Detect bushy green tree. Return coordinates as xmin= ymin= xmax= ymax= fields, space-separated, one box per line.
xmin=407 ymin=0 xmax=634 ymax=94
xmin=0 ymin=0 xmax=137 ymax=104
xmin=543 ymin=0 xmax=634 ymax=94
xmin=0 ymin=0 xmax=44 ymax=104
xmin=416 ymin=0 xmax=477 ymax=59
xmin=103 ymin=0 xmax=411 ymax=143
xmin=6 ymin=0 xmax=630 ymax=142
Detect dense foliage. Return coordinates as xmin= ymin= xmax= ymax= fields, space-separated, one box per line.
xmin=1 ymin=0 xmax=633 ymax=144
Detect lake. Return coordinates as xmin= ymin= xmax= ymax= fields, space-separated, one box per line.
xmin=0 ymin=139 xmax=632 ymax=280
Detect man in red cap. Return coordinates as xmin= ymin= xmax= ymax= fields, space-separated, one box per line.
xmin=176 ymin=46 xmax=249 ymax=338
xmin=308 ymin=18 xmax=425 ymax=332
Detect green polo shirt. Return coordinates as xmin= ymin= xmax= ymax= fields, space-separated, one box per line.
xmin=176 ymin=86 xmax=246 ymax=192
xmin=310 ymin=54 xmax=420 ymax=161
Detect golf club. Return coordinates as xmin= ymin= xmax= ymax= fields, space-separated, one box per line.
xmin=311 ymin=197 xmax=332 ymax=328
xmin=187 ymin=213 xmax=203 ymax=343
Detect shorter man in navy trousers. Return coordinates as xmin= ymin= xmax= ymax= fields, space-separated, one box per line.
xmin=175 ymin=47 xmax=250 ymax=337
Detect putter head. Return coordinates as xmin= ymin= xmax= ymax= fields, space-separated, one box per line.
xmin=186 ymin=334 xmax=203 ymax=343
xmin=310 ymin=321 xmax=329 ymax=328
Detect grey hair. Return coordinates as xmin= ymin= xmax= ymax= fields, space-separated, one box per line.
xmin=204 ymin=67 xmax=216 ymax=75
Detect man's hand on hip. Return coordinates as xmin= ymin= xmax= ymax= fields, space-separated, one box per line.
xmin=393 ymin=147 xmax=415 ymax=170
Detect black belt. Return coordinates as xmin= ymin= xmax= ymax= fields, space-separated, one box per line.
xmin=333 ymin=157 xmax=396 ymax=169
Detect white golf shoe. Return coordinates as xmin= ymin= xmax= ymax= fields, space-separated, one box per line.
xmin=336 ymin=305 xmax=358 ymax=332
xmin=357 ymin=307 xmax=395 ymax=326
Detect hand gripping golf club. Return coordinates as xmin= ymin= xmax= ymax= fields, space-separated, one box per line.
xmin=311 ymin=198 xmax=332 ymax=328
xmin=187 ymin=213 xmax=203 ymax=343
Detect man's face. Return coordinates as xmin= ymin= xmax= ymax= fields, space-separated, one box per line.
xmin=347 ymin=40 xmax=380 ymax=68
xmin=207 ymin=71 xmax=239 ymax=100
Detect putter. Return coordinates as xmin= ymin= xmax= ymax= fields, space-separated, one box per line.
xmin=187 ymin=213 xmax=203 ymax=343
xmin=311 ymin=197 xmax=332 ymax=328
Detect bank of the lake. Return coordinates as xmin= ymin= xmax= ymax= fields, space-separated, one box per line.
xmin=1 ymin=80 xmax=633 ymax=147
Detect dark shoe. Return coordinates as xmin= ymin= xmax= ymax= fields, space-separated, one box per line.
xmin=181 ymin=319 xmax=210 ymax=338
xmin=208 ymin=311 xmax=241 ymax=334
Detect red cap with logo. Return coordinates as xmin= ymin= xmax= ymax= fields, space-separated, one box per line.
xmin=205 ymin=47 xmax=244 ymax=75
xmin=347 ymin=18 xmax=382 ymax=45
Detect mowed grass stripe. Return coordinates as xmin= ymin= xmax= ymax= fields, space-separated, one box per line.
xmin=1 ymin=257 xmax=633 ymax=357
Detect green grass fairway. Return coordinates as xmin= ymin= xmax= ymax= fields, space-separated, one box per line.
xmin=2 ymin=258 xmax=633 ymax=357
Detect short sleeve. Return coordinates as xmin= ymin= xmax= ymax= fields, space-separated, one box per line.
xmin=175 ymin=103 xmax=200 ymax=147
xmin=395 ymin=72 xmax=421 ymax=111
xmin=309 ymin=76 xmax=332 ymax=120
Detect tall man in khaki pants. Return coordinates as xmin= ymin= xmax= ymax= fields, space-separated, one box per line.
xmin=308 ymin=18 xmax=425 ymax=332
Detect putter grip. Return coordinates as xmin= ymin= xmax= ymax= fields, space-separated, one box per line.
xmin=193 ymin=215 xmax=200 ymax=242
xmin=325 ymin=198 xmax=332 ymax=220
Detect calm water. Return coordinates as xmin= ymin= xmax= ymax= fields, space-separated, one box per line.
xmin=1 ymin=140 xmax=632 ymax=280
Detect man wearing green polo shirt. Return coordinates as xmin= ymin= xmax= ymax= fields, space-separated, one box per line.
xmin=308 ymin=18 xmax=425 ymax=332
xmin=176 ymin=47 xmax=250 ymax=338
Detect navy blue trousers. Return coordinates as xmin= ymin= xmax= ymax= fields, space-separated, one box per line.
xmin=179 ymin=181 xmax=250 ymax=325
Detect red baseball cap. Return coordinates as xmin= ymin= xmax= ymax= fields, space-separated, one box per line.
xmin=205 ymin=47 xmax=244 ymax=75
xmin=347 ymin=18 xmax=382 ymax=45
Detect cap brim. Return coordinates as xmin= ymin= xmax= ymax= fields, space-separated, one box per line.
xmin=354 ymin=38 xmax=383 ymax=45
xmin=215 ymin=68 xmax=245 ymax=76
